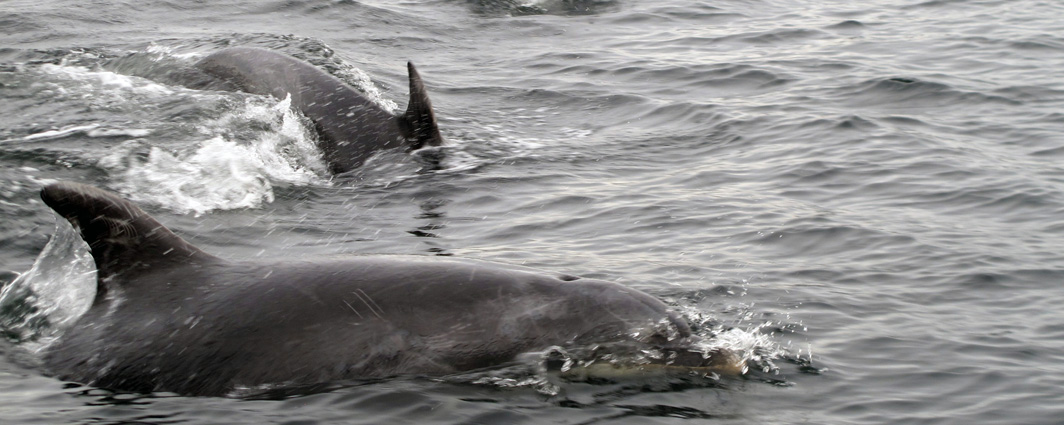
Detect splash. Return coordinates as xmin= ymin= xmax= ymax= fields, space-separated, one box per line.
xmin=680 ymin=304 xmax=790 ymax=375
xmin=98 ymin=95 xmax=331 ymax=215
xmin=0 ymin=216 xmax=95 ymax=346
xmin=33 ymin=60 xmax=331 ymax=214
xmin=708 ymin=325 xmax=786 ymax=375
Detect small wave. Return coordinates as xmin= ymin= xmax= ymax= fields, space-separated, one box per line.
xmin=22 ymin=124 xmax=152 ymax=142
xmin=22 ymin=124 xmax=102 ymax=142
xmin=901 ymin=0 xmax=972 ymax=9
xmin=827 ymin=20 xmax=865 ymax=29
xmin=608 ymin=63 xmax=791 ymax=96
xmin=992 ymin=85 xmax=1064 ymax=102
xmin=660 ymin=28 xmax=827 ymax=47
xmin=606 ymin=8 xmax=743 ymax=26
xmin=738 ymin=28 xmax=827 ymax=45
xmin=825 ymin=20 xmax=866 ymax=31
xmin=832 ymin=76 xmax=1022 ymax=109
xmin=1009 ymin=38 xmax=1064 ymax=52
xmin=467 ymin=0 xmax=619 ymax=16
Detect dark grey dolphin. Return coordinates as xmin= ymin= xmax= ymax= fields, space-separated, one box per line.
xmin=196 ymin=47 xmax=444 ymax=174
xmin=38 ymin=182 xmax=741 ymax=396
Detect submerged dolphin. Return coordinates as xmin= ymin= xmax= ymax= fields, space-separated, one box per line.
xmin=38 ymin=182 xmax=741 ymax=396
xmin=196 ymin=47 xmax=444 ymax=174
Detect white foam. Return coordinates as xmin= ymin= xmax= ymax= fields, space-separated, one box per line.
xmin=102 ymin=139 xmax=274 ymax=214
xmin=99 ymin=95 xmax=331 ymax=215
xmin=38 ymin=63 xmax=173 ymax=97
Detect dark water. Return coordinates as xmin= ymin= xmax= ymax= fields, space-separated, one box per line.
xmin=2 ymin=0 xmax=1064 ymax=423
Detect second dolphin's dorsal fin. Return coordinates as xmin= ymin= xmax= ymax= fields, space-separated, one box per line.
xmin=399 ymin=61 xmax=444 ymax=150
xmin=40 ymin=182 xmax=220 ymax=297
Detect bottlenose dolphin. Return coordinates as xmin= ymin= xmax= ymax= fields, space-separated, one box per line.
xmin=196 ymin=47 xmax=444 ymax=174
xmin=38 ymin=182 xmax=741 ymax=396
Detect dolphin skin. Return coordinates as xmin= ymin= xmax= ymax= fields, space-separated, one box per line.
xmin=196 ymin=47 xmax=444 ymax=174
xmin=38 ymin=182 xmax=741 ymax=396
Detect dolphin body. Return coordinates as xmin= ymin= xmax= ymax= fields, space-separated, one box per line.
xmin=195 ymin=47 xmax=444 ymax=174
xmin=38 ymin=182 xmax=741 ymax=396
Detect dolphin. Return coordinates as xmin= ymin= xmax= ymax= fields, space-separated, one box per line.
xmin=37 ymin=182 xmax=742 ymax=396
xmin=195 ymin=47 xmax=444 ymax=174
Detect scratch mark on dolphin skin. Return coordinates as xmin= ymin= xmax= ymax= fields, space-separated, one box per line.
xmin=352 ymin=290 xmax=383 ymax=319
xmin=341 ymin=299 xmax=364 ymax=319
xmin=357 ymin=289 xmax=384 ymax=316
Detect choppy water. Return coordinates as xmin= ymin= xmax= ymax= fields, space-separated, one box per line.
xmin=2 ymin=0 xmax=1063 ymax=423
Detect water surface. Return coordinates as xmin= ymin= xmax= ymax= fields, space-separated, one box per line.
xmin=2 ymin=0 xmax=1063 ymax=423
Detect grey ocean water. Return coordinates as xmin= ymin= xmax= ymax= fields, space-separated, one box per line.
xmin=2 ymin=0 xmax=1063 ymax=423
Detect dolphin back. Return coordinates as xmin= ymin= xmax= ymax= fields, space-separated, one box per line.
xmin=196 ymin=47 xmax=444 ymax=173
xmin=37 ymin=183 xmax=743 ymax=396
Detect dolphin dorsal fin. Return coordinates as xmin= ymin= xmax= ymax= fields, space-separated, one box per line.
xmin=40 ymin=182 xmax=219 ymax=294
xmin=399 ymin=61 xmax=444 ymax=150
